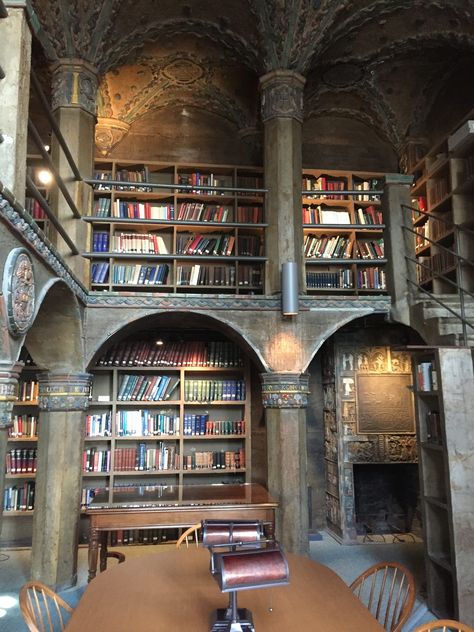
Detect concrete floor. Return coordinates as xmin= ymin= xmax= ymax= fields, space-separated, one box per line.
xmin=0 ymin=532 xmax=437 ymax=631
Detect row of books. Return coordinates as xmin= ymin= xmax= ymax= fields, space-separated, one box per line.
xmin=18 ymin=380 xmax=39 ymax=402
xmin=306 ymin=270 xmax=353 ymax=289
xmin=117 ymin=375 xmax=180 ymax=402
xmin=304 ymin=235 xmax=352 ymax=259
xmin=25 ymin=197 xmax=47 ymax=220
xmin=114 ymin=444 xmax=180 ymax=472
xmin=183 ymin=415 xmax=245 ymax=436
xmin=425 ymin=410 xmax=442 ymax=444
xmin=352 ymin=179 xmax=382 ymax=201
xmin=302 ymin=206 xmax=351 ymax=225
xmin=356 ymin=267 xmax=386 ymax=290
xmin=182 ymin=449 xmax=245 ymax=470
xmin=85 ymin=413 xmax=112 ymax=437
xmin=416 ymin=361 xmax=438 ymax=392
xmin=178 ymin=172 xmax=232 ymax=194
xmin=357 ymin=239 xmax=384 ymax=259
xmin=98 ymin=340 xmax=243 ymax=368
xmin=8 ymin=415 xmax=38 ymax=438
xmin=302 ymin=176 xmax=347 ymax=199
xmin=83 ymin=448 xmax=110 ymax=472
xmin=5 ymin=448 xmax=37 ymax=474
xmin=90 ymin=262 xmax=110 ymax=284
xmin=115 ymin=410 xmax=179 ymax=437
xmin=183 ymin=379 xmax=245 ymax=402
xmin=111 ymin=200 xmax=174 ymax=220
xmin=110 ymin=264 xmax=170 ymax=286
xmin=176 ymin=232 xmax=235 ymax=256
xmin=177 ymin=263 xmax=235 ymax=286
xmin=3 ymin=482 xmax=35 ymax=511
xmin=428 ymin=177 xmax=449 ymax=207
xmin=92 ymin=231 xmax=171 ymax=254
xmin=177 ymin=202 xmax=231 ymax=222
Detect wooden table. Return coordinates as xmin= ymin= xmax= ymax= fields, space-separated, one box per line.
xmin=66 ymin=548 xmax=384 ymax=631
xmin=85 ymin=483 xmax=277 ymax=581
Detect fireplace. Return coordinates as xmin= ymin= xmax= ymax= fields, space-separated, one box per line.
xmin=353 ymin=464 xmax=420 ymax=537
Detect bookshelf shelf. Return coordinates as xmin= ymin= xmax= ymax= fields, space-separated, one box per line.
xmin=412 ymin=347 xmax=474 ymax=621
xmin=87 ymin=159 xmax=266 ymax=294
xmin=302 ymin=168 xmax=385 ymax=295
xmin=83 ymin=336 xmax=250 ymax=510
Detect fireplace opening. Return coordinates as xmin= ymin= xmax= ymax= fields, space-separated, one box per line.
xmin=353 ymin=464 xmax=421 ymax=539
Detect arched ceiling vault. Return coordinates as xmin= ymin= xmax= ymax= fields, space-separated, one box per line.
xmin=30 ymin=0 xmax=474 ymax=155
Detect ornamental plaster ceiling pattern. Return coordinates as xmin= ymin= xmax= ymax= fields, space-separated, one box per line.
xmin=30 ymin=0 xmax=474 ymax=154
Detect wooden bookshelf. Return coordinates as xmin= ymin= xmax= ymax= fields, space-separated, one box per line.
xmin=1 ymin=359 xmax=39 ymax=545
xmin=412 ymin=347 xmax=474 ymax=622
xmin=82 ymin=337 xmax=251 ymax=509
xmin=83 ymin=159 xmax=266 ymax=294
xmin=25 ymin=154 xmax=51 ymax=234
xmin=302 ymin=169 xmax=386 ymax=295
xmin=409 ymin=117 xmax=474 ymax=294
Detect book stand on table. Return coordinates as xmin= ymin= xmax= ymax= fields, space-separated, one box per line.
xmin=202 ymin=521 xmax=289 ymax=632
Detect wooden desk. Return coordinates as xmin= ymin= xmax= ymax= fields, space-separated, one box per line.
xmin=85 ymin=483 xmax=277 ymax=581
xmin=66 ymin=548 xmax=384 ymax=631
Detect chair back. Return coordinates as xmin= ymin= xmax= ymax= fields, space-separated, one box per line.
xmin=413 ymin=620 xmax=474 ymax=632
xmin=19 ymin=581 xmax=74 ymax=632
xmin=349 ymin=562 xmax=416 ymax=632
xmin=176 ymin=522 xmax=201 ymax=548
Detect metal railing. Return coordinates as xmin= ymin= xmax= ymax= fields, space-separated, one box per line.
xmin=402 ymin=203 xmax=474 ymax=346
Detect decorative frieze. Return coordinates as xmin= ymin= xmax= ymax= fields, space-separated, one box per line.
xmin=261 ymin=372 xmax=309 ymax=408
xmin=51 ymin=59 xmax=99 ymax=116
xmin=37 ymin=372 xmax=92 ymax=412
xmin=259 ymin=70 xmax=305 ymax=123
xmin=0 ymin=362 xmax=23 ymax=428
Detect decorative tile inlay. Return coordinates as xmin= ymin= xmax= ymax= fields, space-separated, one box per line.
xmin=38 ymin=372 xmax=92 ymax=412
xmin=261 ymin=372 xmax=309 ymax=408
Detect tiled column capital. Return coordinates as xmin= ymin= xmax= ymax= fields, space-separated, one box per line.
xmin=259 ymin=70 xmax=306 ymax=123
xmin=37 ymin=372 xmax=92 ymax=412
xmin=0 ymin=361 xmax=24 ymax=428
xmin=51 ymin=58 xmax=99 ymax=116
xmin=261 ymin=372 xmax=309 ymax=409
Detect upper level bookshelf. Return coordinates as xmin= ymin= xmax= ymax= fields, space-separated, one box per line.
xmin=408 ymin=118 xmax=474 ymax=294
xmin=25 ymin=155 xmax=50 ymax=234
xmin=83 ymin=160 xmax=267 ymax=294
xmin=82 ymin=336 xmax=250 ymax=508
xmin=302 ymin=169 xmax=386 ymax=295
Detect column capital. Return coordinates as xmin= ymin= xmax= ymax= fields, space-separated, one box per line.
xmin=51 ymin=58 xmax=99 ymax=116
xmin=37 ymin=372 xmax=92 ymax=412
xmin=259 ymin=70 xmax=306 ymax=124
xmin=0 ymin=361 xmax=24 ymax=428
xmin=260 ymin=372 xmax=309 ymax=409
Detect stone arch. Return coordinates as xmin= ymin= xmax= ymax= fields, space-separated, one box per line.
xmin=24 ymin=279 xmax=85 ymax=372
xmin=86 ymin=309 xmax=267 ymax=372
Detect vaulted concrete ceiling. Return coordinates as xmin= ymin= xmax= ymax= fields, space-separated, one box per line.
xmin=30 ymin=0 xmax=474 ymax=152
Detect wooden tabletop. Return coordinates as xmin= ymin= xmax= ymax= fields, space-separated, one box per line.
xmin=65 ymin=548 xmax=384 ymax=632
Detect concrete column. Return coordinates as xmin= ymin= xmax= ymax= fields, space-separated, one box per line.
xmin=0 ymin=7 xmax=32 ymax=203
xmin=261 ymin=372 xmax=309 ymax=555
xmin=31 ymin=372 xmax=92 ymax=590
xmin=382 ymin=174 xmax=417 ymax=325
xmin=259 ymin=70 xmax=305 ymax=294
xmin=49 ymin=58 xmax=98 ymax=280
xmin=0 ymin=362 xmax=23 ymax=538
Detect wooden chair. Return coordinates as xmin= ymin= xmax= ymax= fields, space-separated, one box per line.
xmin=176 ymin=522 xmax=201 ymax=548
xmin=413 ymin=620 xmax=474 ymax=632
xmin=19 ymin=581 xmax=74 ymax=632
xmin=349 ymin=561 xmax=416 ymax=632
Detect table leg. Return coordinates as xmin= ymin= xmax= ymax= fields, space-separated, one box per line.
xmin=99 ymin=532 xmax=108 ymax=573
xmin=88 ymin=526 xmax=100 ymax=582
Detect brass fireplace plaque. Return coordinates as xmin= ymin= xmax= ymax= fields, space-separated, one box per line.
xmin=356 ymin=374 xmax=414 ymax=434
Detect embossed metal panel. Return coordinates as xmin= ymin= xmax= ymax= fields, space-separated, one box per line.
xmin=356 ymin=374 xmax=414 ymax=434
